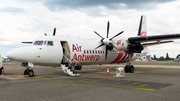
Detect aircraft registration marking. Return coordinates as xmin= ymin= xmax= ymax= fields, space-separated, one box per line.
xmin=30 ymin=77 xmax=177 ymax=92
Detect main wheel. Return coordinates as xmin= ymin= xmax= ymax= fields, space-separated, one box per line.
xmin=28 ymin=70 xmax=34 ymax=77
xmin=24 ymin=69 xmax=28 ymax=75
xmin=125 ymin=65 xmax=129 ymax=73
xmin=129 ymin=65 xmax=134 ymax=73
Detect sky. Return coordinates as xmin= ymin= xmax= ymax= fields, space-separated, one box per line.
xmin=1 ymin=0 xmax=180 ymax=58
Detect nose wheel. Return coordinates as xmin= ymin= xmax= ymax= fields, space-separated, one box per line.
xmin=24 ymin=69 xmax=34 ymax=77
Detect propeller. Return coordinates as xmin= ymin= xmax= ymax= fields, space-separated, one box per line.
xmin=44 ymin=27 xmax=56 ymax=36
xmin=94 ymin=21 xmax=124 ymax=61
xmin=53 ymin=27 xmax=56 ymax=36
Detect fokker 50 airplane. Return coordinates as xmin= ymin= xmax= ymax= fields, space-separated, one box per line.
xmin=6 ymin=15 xmax=180 ymax=77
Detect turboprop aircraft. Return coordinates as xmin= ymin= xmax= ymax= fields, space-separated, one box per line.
xmin=6 ymin=15 xmax=180 ymax=77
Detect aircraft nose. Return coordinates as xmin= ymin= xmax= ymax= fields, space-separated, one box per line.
xmin=6 ymin=50 xmax=17 ymax=59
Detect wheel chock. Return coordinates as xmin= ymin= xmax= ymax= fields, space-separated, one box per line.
xmin=24 ymin=75 xmax=36 ymax=77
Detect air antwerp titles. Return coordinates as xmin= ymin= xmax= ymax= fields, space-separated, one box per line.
xmin=71 ymin=44 xmax=100 ymax=62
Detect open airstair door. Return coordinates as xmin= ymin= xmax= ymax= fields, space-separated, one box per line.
xmin=60 ymin=41 xmax=81 ymax=77
xmin=60 ymin=41 xmax=71 ymax=64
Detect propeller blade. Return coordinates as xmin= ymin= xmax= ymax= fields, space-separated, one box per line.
xmin=94 ymin=43 xmax=104 ymax=50
xmin=94 ymin=31 xmax=104 ymax=39
xmin=109 ymin=43 xmax=118 ymax=50
xmin=53 ymin=27 xmax=56 ymax=36
xmin=107 ymin=21 xmax=109 ymax=38
xmin=105 ymin=45 xmax=108 ymax=61
xmin=109 ymin=31 xmax=124 ymax=40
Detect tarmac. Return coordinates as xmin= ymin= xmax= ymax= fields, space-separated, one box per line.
xmin=1 ymin=61 xmax=180 ymax=101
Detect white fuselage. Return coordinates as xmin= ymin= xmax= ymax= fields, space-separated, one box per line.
xmin=6 ymin=36 xmax=147 ymax=67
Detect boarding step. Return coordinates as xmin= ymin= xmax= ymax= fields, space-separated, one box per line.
xmin=61 ymin=64 xmax=81 ymax=77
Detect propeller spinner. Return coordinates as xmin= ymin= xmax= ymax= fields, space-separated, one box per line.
xmin=94 ymin=21 xmax=124 ymax=61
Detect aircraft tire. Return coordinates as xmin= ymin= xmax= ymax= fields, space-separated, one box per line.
xmin=24 ymin=69 xmax=28 ymax=75
xmin=125 ymin=65 xmax=129 ymax=73
xmin=28 ymin=70 xmax=34 ymax=77
xmin=129 ymin=65 xmax=134 ymax=73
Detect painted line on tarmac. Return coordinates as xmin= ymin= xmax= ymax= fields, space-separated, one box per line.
xmin=0 ymin=77 xmax=17 ymax=81
xmin=28 ymin=77 xmax=177 ymax=91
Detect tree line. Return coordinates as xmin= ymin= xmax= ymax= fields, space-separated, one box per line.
xmin=151 ymin=53 xmax=174 ymax=61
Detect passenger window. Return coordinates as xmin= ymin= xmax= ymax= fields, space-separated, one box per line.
xmin=47 ymin=41 xmax=53 ymax=46
xmin=84 ymin=50 xmax=86 ymax=54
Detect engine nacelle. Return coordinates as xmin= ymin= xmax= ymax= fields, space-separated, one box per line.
xmin=112 ymin=39 xmax=144 ymax=53
xmin=115 ymin=39 xmax=129 ymax=51
xmin=128 ymin=43 xmax=144 ymax=53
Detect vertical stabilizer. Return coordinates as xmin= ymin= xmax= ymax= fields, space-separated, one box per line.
xmin=138 ymin=15 xmax=147 ymax=37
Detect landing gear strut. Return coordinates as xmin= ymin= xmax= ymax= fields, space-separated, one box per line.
xmin=24 ymin=69 xmax=34 ymax=77
xmin=125 ymin=53 xmax=135 ymax=73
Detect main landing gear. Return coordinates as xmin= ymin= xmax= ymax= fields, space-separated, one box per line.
xmin=125 ymin=65 xmax=134 ymax=73
xmin=125 ymin=53 xmax=134 ymax=73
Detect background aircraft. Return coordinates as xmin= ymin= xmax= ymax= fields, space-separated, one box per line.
xmin=6 ymin=15 xmax=180 ymax=77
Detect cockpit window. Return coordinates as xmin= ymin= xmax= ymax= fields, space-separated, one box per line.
xmin=44 ymin=41 xmax=47 ymax=45
xmin=47 ymin=41 xmax=53 ymax=46
xmin=33 ymin=41 xmax=43 ymax=45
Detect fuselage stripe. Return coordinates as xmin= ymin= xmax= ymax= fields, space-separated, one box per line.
xmin=110 ymin=50 xmax=124 ymax=64
xmin=121 ymin=53 xmax=134 ymax=63
xmin=118 ymin=54 xmax=127 ymax=63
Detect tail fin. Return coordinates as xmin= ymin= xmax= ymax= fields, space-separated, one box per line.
xmin=138 ymin=15 xmax=147 ymax=37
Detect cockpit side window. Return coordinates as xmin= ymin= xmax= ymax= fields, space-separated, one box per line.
xmin=33 ymin=41 xmax=43 ymax=45
xmin=47 ymin=41 xmax=53 ymax=46
xmin=44 ymin=41 xmax=47 ymax=45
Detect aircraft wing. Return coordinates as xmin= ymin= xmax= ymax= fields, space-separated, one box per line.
xmin=128 ymin=34 xmax=180 ymax=45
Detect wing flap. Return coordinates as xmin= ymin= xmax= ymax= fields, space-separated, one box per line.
xmin=142 ymin=40 xmax=174 ymax=46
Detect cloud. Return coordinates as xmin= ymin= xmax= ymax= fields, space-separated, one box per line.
xmin=0 ymin=7 xmax=25 ymax=15
xmin=42 ymin=0 xmax=176 ymax=17
xmin=44 ymin=0 xmax=176 ymax=11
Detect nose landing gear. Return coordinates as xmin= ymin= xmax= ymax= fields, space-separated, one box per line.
xmin=24 ymin=69 xmax=35 ymax=77
xmin=22 ymin=62 xmax=36 ymax=77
